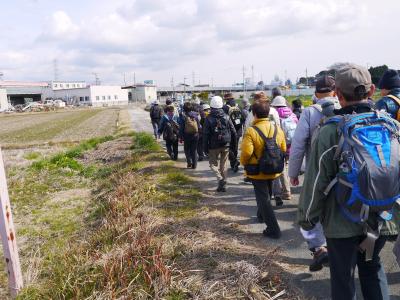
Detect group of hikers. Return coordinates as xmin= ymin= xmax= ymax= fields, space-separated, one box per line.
xmin=150 ymin=64 xmax=400 ymax=300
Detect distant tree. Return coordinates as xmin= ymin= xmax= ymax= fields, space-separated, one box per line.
xmin=298 ymin=76 xmax=315 ymax=86
xmin=298 ymin=77 xmax=307 ymax=85
xmin=191 ymin=93 xmax=197 ymax=101
xmin=316 ymin=69 xmax=335 ymax=78
xmin=368 ymin=65 xmax=389 ymax=85
xmin=198 ymin=91 xmax=209 ymax=102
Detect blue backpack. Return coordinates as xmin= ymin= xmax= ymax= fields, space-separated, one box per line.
xmin=324 ymin=111 xmax=400 ymax=224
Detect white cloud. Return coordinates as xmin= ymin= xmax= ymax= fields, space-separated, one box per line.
xmin=2 ymin=0 xmax=397 ymax=85
xmin=40 ymin=10 xmax=80 ymax=40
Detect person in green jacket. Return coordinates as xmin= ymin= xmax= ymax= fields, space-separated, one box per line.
xmin=297 ymin=64 xmax=399 ymax=300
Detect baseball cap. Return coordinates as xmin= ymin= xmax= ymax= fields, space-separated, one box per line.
xmin=335 ymin=64 xmax=372 ymax=97
xmin=315 ymin=75 xmax=335 ymax=93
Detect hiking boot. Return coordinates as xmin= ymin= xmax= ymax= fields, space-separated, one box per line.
xmin=262 ymin=228 xmax=281 ymax=239
xmin=309 ymin=247 xmax=329 ymax=272
xmin=282 ymin=193 xmax=292 ymax=201
xmin=275 ymin=196 xmax=283 ymax=207
xmin=217 ymin=180 xmax=226 ymax=192
xmin=187 ymin=163 xmax=192 ymax=169
xmin=191 ymin=164 xmax=197 ymax=170
xmin=233 ymin=162 xmax=240 ymax=173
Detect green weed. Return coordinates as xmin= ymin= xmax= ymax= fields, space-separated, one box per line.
xmin=131 ymin=132 xmax=161 ymax=152
xmin=23 ymin=152 xmax=41 ymax=160
xmin=162 ymin=172 xmax=193 ymax=186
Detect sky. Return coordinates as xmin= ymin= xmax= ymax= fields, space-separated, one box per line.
xmin=0 ymin=0 xmax=399 ymax=86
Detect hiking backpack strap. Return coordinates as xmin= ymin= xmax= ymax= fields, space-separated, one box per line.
xmin=252 ymin=124 xmax=276 ymax=144
xmin=386 ymin=94 xmax=400 ymax=121
xmin=251 ymin=125 xmax=273 ymax=160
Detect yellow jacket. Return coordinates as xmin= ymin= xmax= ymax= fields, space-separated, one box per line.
xmin=240 ymin=118 xmax=286 ymax=180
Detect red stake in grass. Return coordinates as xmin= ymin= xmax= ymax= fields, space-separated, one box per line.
xmin=0 ymin=148 xmax=23 ymax=297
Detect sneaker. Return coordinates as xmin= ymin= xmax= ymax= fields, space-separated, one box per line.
xmin=309 ymin=247 xmax=329 ymax=272
xmin=191 ymin=164 xmax=197 ymax=169
xmin=282 ymin=194 xmax=292 ymax=201
xmin=187 ymin=163 xmax=192 ymax=168
xmin=275 ymin=196 xmax=283 ymax=207
xmin=243 ymin=177 xmax=252 ymax=183
xmin=262 ymin=228 xmax=281 ymax=239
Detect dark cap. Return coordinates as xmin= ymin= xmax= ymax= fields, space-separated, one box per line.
xmin=224 ymin=93 xmax=234 ymax=100
xmin=335 ymin=64 xmax=372 ymax=97
xmin=378 ymin=69 xmax=400 ymax=90
xmin=315 ymin=75 xmax=335 ymax=93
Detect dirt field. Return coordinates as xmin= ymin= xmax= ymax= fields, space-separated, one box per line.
xmin=0 ymin=108 xmax=120 ymax=147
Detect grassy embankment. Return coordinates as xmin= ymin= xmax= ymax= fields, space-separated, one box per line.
xmin=9 ymin=130 xmax=202 ymax=299
xmin=7 ymin=131 xmax=291 ymax=299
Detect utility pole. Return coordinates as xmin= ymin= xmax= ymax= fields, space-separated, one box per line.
xmin=171 ymin=76 xmax=175 ymax=99
xmin=92 ymin=73 xmax=100 ymax=85
xmin=305 ymin=68 xmax=308 ymax=86
xmin=53 ymin=59 xmax=59 ymax=81
xmin=123 ymin=73 xmax=126 ymax=86
xmin=242 ymin=65 xmax=245 ymax=94
xmin=133 ymin=72 xmax=137 ymax=102
xmin=251 ymin=65 xmax=254 ymax=86
xmin=211 ymin=77 xmax=214 ymax=88
xmin=192 ymin=71 xmax=195 ymax=87
xmin=183 ymin=76 xmax=187 ymax=102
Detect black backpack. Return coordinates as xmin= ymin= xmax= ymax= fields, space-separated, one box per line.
xmin=163 ymin=120 xmax=179 ymax=141
xmin=211 ymin=116 xmax=231 ymax=147
xmin=252 ymin=125 xmax=284 ymax=174
xmin=150 ymin=106 xmax=161 ymax=119
xmin=228 ymin=105 xmax=243 ymax=131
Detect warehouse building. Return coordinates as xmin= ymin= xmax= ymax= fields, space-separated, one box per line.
xmin=51 ymin=85 xmax=129 ymax=107
xmin=122 ymin=83 xmax=157 ymax=104
xmin=0 ymin=89 xmax=8 ymax=111
xmin=50 ymin=81 xmax=87 ymax=90
xmin=0 ymin=81 xmax=49 ymax=106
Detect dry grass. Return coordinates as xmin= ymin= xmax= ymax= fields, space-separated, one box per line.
xmin=0 ymin=111 xmax=299 ymax=300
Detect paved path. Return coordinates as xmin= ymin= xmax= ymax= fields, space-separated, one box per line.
xmin=129 ymin=107 xmax=400 ymax=300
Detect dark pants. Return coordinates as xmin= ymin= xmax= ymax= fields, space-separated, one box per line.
xmin=326 ymin=235 xmax=389 ymax=300
xmin=197 ymin=134 xmax=204 ymax=160
xmin=252 ymin=179 xmax=280 ymax=234
xmin=166 ymin=139 xmax=178 ymax=160
xmin=151 ymin=120 xmax=160 ymax=138
xmin=183 ymin=134 xmax=198 ymax=167
xmin=229 ymin=134 xmax=241 ymax=168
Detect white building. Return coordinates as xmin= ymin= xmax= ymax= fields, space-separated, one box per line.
xmin=51 ymin=86 xmax=128 ymax=107
xmin=50 ymin=81 xmax=87 ymax=90
xmin=0 ymin=89 xmax=8 ymax=111
xmin=122 ymin=84 xmax=157 ymax=104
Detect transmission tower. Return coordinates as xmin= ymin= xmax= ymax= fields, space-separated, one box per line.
xmin=53 ymin=59 xmax=59 ymax=81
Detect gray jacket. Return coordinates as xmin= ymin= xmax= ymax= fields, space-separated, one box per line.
xmin=288 ymin=97 xmax=339 ymax=178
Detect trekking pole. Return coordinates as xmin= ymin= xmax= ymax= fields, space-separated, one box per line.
xmin=0 ymin=147 xmax=23 ymax=298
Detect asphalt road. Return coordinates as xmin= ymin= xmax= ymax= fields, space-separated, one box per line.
xmin=129 ymin=107 xmax=400 ymax=300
